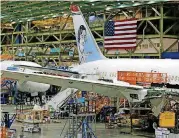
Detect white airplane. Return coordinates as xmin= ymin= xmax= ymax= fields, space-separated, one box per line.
xmin=1 ymin=5 xmax=179 ymax=102
xmin=1 ymin=60 xmax=50 ymax=94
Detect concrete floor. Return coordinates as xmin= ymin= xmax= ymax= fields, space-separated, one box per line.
xmin=10 ymin=121 xmax=152 ymax=138
xmin=1 ymin=105 xmax=153 ymax=138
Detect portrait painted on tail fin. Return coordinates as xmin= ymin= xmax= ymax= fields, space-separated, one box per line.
xmin=71 ymin=5 xmax=106 ymax=64
xmin=78 ymin=25 xmax=87 ymax=64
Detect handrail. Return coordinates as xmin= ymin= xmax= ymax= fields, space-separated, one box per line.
xmin=56 ymin=89 xmax=76 ymax=110
xmin=57 ymin=93 xmax=73 ymax=109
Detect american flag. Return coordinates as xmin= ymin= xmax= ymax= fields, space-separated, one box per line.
xmin=104 ymin=18 xmax=137 ymax=49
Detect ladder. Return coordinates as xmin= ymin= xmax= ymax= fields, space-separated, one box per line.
xmin=64 ymin=113 xmax=97 ymax=138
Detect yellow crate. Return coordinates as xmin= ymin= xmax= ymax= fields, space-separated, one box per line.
xmin=132 ymin=119 xmax=140 ymax=126
xmin=159 ymin=111 xmax=175 ymax=128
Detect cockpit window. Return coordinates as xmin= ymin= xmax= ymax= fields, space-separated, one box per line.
xmin=33 ymin=72 xmax=43 ymax=74
xmin=73 ymin=74 xmax=80 ymax=78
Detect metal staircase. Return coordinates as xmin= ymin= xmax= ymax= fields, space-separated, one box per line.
xmin=46 ymin=88 xmax=78 ymax=111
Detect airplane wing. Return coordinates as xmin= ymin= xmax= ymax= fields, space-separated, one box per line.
xmin=15 ymin=65 xmax=79 ymax=77
xmin=1 ymin=70 xmax=147 ymax=102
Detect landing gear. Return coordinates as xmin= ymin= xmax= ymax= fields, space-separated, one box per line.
xmin=24 ymin=96 xmax=41 ymax=106
xmin=16 ymin=93 xmax=27 ymax=104
xmin=24 ymin=93 xmax=46 ymax=106
xmin=33 ymin=97 xmax=41 ymax=105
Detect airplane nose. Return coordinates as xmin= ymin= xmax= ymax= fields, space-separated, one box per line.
xmin=27 ymin=82 xmax=50 ymax=92
xmin=37 ymin=83 xmax=50 ymax=92
xmin=42 ymin=83 xmax=50 ymax=92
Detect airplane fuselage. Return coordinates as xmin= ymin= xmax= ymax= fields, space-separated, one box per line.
xmin=73 ymin=58 xmax=179 ymax=85
xmin=70 ymin=5 xmax=179 ymax=87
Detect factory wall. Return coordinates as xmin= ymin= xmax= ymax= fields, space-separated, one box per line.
xmin=107 ymin=38 xmax=178 ymax=54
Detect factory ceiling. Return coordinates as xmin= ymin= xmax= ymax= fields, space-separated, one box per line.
xmin=1 ymin=0 xmax=169 ymax=24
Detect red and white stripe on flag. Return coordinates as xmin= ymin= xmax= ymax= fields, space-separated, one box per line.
xmin=104 ymin=18 xmax=137 ymax=49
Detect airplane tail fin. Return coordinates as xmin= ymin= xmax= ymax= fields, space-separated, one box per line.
xmin=70 ymin=5 xmax=106 ymax=64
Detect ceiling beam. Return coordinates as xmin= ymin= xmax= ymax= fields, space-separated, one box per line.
xmin=1 ymin=1 xmax=169 ymax=23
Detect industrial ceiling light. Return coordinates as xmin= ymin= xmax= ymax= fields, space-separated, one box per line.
xmin=52 ymin=15 xmax=58 ymax=18
xmin=106 ymin=6 xmax=112 ymax=11
xmin=133 ymin=2 xmax=141 ymax=6
xmin=27 ymin=17 xmax=34 ymax=21
xmin=119 ymin=4 xmax=125 ymax=8
xmin=148 ymin=1 xmax=156 ymax=4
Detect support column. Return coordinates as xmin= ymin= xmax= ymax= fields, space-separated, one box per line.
xmin=159 ymin=3 xmax=164 ymax=59
xmin=11 ymin=32 xmax=14 ymax=60
xmin=59 ymin=29 xmax=62 ymax=64
xmin=25 ymin=21 xmax=29 ymax=61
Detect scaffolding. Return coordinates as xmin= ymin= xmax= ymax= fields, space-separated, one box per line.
xmin=1 ymin=79 xmax=18 ymax=104
xmin=1 ymin=112 xmax=17 ymax=138
xmin=65 ymin=113 xmax=96 ymax=138
xmin=61 ymin=97 xmax=97 ymax=138
xmin=1 ymin=2 xmax=178 ymax=65
xmin=0 ymin=78 xmax=29 ymax=104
